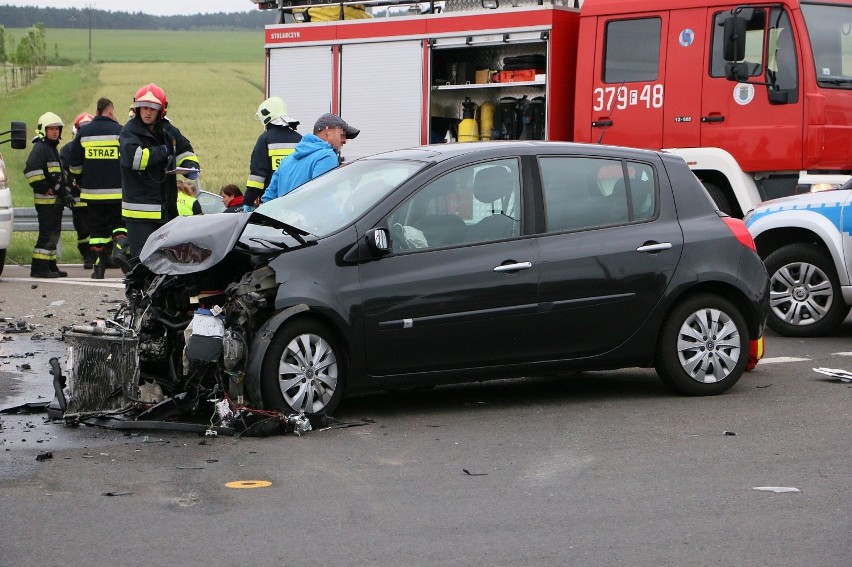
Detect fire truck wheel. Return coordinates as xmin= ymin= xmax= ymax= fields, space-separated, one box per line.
xmin=655 ymin=293 xmax=748 ymax=396
xmin=701 ymin=181 xmax=732 ymax=216
xmin=260 ymin=319 xmax=346 ymax=416
xmin=763 ymin=243 xmax=850 ymax=337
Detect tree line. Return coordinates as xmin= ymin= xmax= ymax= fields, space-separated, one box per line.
xmin=0 ymin=5 xmax=274 ymax=31
xmin=0 ymin=23 xmax=46 ymax=92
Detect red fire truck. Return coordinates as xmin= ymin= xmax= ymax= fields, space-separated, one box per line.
xmin=255 ymin=0 xmax=851 ymax=216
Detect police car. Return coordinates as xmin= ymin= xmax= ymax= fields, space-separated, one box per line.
xmin=0 ymin=150 xmax=11 ymax=276
xmin=0 ymin=123 xmax=27 ymax=277
xmin=745 ymin=177 xmax=852 ymax=337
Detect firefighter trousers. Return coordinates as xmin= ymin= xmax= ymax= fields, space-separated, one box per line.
xmin=33 ymin=203 xmax=63 ymax=262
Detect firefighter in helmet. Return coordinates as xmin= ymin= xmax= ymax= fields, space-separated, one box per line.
xmin=24 ymin=112 xmax=71 ymax=278
xmin=60 ymin=112 xmax=95 ymax=271
xmin=68 ymin=97 xmax=128 ymax=278
xmin=244 ymin=96 xmax=301 ymax=211
xmin=119 ymin=83 xmax=200 ymax=257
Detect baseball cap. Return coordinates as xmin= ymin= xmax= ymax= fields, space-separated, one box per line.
xmin=313 ymin=113 xmax=360 ymax=139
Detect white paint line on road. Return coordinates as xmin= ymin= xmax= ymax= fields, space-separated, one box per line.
xmin=0 ymin=277 xmax=124 ymax=289
xmin=831 ymin=352 xmax=852 ymax=357
xmin=759 ymin=356 xmax=811 ymax=364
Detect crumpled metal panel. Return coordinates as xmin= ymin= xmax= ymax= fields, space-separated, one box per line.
xmin=64 ymin=332 xmax=140 ymax=416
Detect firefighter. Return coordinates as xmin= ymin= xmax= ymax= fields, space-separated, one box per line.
xmin=244 ymin=96 xmax=301 ymax=212
xmin=68 ymin=97 xmax=129 ymax=279
xmin=60 ymin=112 xmax=95 ymax=270
xmin=24 ymin=112 xmax=71 ymax=278
xmin=119 ymin=83 xmax=200 ymax=257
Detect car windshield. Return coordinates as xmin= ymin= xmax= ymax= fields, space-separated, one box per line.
xmin=246 ymin=158 xmax=426 ymax=239
xmin=801 ymin=3 xmax=852 ymax=88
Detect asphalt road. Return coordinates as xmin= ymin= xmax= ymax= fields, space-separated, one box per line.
xmin=0 ymin=263 xmax=849 ymax=566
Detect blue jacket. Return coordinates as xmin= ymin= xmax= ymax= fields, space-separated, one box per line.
xmin=261 ymin=134 xmax=338 ymax=203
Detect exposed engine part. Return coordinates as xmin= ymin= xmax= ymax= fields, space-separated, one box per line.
xmin=222 ymin=329 xmax=246 ymax=370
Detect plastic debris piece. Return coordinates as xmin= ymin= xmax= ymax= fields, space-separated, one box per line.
xmin=724 ymin=431 xmax=737 ymax=436
xmin=102 ymin=491 xmax=133 ymax=497
xmin=287 ymin=414 xmax=312 ymax=436
xmin=752 ymin=486 xmax=800 ymax=493
xmin=49 ymin=300 xmax=65 ymax=307
xmin=463 ymin=469 xmax=488 ymax=476
xmin=36 ymin=452 xmax=53 ymax=462
xmin=813 ymin=367 xmax=852 ymax=383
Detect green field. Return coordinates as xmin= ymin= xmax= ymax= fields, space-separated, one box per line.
xmin=5 ymin=28 xmax=264 ymax=63
xmin=1 ymin=28 xmax=267 ymax=265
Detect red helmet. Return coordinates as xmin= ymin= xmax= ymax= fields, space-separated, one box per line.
xmin=72 ymin=112 xmax=94 ymax=135
xmin=133 ymin=83 xmax=168 ymax=118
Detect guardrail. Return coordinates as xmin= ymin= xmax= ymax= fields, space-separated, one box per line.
xmin=12 ymin=207 xmax=76 ymax=232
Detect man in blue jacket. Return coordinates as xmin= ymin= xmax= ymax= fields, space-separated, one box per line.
xmin=261 ymin=113 xmax=359 ymax=204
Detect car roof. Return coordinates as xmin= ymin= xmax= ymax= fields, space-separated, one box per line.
xmin=360 ymin=141 xmax=665 ymax=163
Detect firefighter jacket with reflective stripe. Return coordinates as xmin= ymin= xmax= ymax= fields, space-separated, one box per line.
xmin=119 ymin=116 xmax=199 ymax=222
xmin=67 ymin=115 xmax=123 ymax=202
xmin=245 ymin=124 xmax=301 ymax=207
xmin=24 ymin=137 xmax=63 ymax=206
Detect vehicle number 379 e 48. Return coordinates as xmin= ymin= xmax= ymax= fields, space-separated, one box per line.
xmin=592 ymin=84 xmax=664 ymax=111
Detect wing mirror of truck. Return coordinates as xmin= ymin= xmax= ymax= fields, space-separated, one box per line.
xmin=725 ymin=62 xmax=751 ymax=82
xmin=0 ymin=121 xmax=27 ymax=150
xmin=722 ymin=15 xmax=747 ymax=62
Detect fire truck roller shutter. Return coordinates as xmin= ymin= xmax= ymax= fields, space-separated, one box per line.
xmin=268 ymin=46 xmax=333 ymax=139
xmin=339 ymin=40 xmax=424 ymax=161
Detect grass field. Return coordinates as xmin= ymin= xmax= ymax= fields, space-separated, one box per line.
xmin=1 ymin=28 xmax=267 ymax=265
xmin=5 ymin=28 xmax=263 ymax=63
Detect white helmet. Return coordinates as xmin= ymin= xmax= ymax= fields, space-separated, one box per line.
xmin=36 ymin=112 xmax=64 ymax=139
xmin=255 ymin=96 xmax=297 ymax=126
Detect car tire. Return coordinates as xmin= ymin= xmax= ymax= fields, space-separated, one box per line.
xmin=0 ymin=248 xmax=5 ymax=277
xmin=655 ymin=293 xmax=749 ymax=396
xmin=260 ymin=319 xmax=346 ymax=415
xmin=701 ymin=181 xmax=733 ymax=216
xmin=763 ymin=243 xmax=849 ymax=337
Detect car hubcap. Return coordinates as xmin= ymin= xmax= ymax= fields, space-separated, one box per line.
xmin=676 ymin=307 xmax=741 ymax=383
xmin=277 ymin=333 xmax=338 ymax=413
xmin=770 ymin=262 xmax=833 ymax=326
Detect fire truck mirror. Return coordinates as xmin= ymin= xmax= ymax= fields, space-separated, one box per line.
xmin=725 ymin=62 xmax=750 ymax=82
xmin=722 ymin=15 xmax=747 ymax=62
xmin=10 ymin=121 xmax=26 ymax=149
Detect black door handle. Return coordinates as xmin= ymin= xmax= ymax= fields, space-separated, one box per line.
xmin=701 ymin=115 xmax=725 ymax=123
xmin=592 ymin=120 xmax=613 ymax=128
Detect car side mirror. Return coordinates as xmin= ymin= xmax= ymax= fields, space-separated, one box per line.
xmin=722 ymin=15 xmax=747 ymax=62
xmin=0 ymin=121 xmax=27 ymax=150
xmin=365 ymin=228 xmax=391 ymax=255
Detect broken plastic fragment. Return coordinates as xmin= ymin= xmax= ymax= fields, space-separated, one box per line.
xmin=287 ymin=414 xmax=312 ymax=436
xmin=752 ymin=486 xmax=800 ymax=493
xmin=813 ymin=367 xmax=852 ymax=382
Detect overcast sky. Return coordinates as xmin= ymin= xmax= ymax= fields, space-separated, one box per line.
xmin=4 ymin=1 xmax=257 ymax=17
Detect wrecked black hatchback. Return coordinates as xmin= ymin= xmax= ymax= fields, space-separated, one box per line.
xmin=68 ymin=141 xmax=768 ymax=422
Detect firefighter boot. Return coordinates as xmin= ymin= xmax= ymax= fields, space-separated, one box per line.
xmin=30 ymin=258 xmax=61 ymax=279
xmin=48 ymin=260 xmax=68 ymax=278
xmin=82 ymin=245 xmax=95 ymax=270
xmin=111 ymin=236 xmax=132 ymax=274
xmin=91 ymin=247 xmax=107 ymax=280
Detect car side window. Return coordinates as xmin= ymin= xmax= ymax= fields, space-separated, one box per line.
xmin=387 ymin=158 xmax=521 ymax=252
xmin=540 ymin=157 xmax=656 ymax=233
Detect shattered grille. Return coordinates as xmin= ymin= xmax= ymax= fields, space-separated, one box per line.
xmin=64 ymin=333 xmax=140 ymax=416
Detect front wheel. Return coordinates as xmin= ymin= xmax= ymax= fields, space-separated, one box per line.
xmin=763 ymin=244 xmax=849 ymax=337
xmin=701 ymin=181 xmax=733 ymax=216
xmin=655 ymin=294 xmax=749 ymax=396
xmin=260 ymin=319 xmax=346 ymax=416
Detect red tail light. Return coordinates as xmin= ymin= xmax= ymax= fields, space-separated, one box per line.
xmin=721 ymin=216 xmax=756 ymax=252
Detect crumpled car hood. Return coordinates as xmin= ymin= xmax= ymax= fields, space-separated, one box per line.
xmin=140 ymin=213 xmax=251 ymax=275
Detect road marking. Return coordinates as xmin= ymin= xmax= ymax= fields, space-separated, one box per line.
xmin=759 ymin=356 xmax=810 ymax=364
xmin=831 ymin=352 xmax=852 ymax=357
xmin=1 ymin=277 xmax=124 ymax=289
xmin=225 ymin=480 xmax=272 ymax=489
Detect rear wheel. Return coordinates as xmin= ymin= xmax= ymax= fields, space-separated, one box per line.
xmin=701 ymin=181 xmax=733 ymax=216
xmin=0 ymin=248 xmax=5 ymax=277
xmin=763 ymin=243 xmax=849 ymax=337
xmin=260 ymin=320 xmax=346 ymax=415
xmin=656 ymin=294 xmax=749 ymax=396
